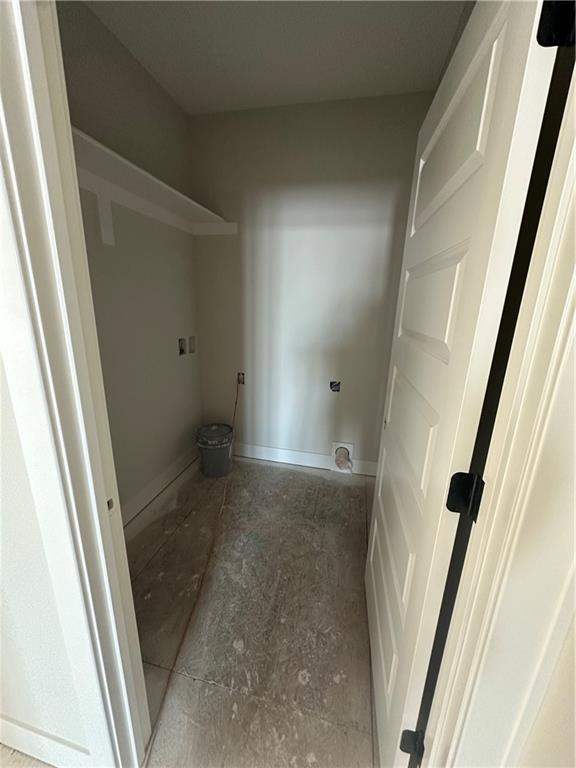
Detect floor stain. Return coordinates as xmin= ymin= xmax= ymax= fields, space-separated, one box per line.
xmin=131 ymin=459 xmax=373 ymax=766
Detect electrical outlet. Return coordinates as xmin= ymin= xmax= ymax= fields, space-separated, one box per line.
xmin=178 ymin=338 xmax=186 ymax=356
xmin=237 ymin=372 xmax=245 ymax=385
xmin=188 ymin=336 xmax=196 ymax=353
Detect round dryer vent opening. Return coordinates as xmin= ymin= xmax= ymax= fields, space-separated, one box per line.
xmin=333 ymin=444 xmax=353 ymax=473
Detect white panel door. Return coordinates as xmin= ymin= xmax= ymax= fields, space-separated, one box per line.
xmin=365 ymin=3 xmax=556 ymax=765
xmin=0 ymin=2 xmax=133 ymax=765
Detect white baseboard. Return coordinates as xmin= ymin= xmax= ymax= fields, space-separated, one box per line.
xmin=121 ymin=449 xmax=199 ymax=532
xmin=234 ymin=442 xmax=377 ymax=477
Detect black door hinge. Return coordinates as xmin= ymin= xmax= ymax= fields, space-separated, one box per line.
xmin=537 ymin=1 xmax=575 ymax=47
xmin=400 ymin=729 xmax=425 ymax=764
xmin=446 ymin=472 xmax=485 ymax=523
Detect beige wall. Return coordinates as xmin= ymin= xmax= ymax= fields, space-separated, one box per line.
xmin=189 ymin=94 xmax=429 ymax=465
xmin=57 ymin=1 xmax=191 ymax=195
xmin=80 ymin=190 xmax=202 ymax=523
xmin=57 ymin=2 xmax=203 ymax=522
xmin=57 ymin=2 xmax=430 ymax=476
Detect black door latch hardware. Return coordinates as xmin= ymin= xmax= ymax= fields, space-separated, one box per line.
xmin=399 ymin=729 xmax=425 ymax=763
xmin=446 ymin=472 xmax=485 ymax=523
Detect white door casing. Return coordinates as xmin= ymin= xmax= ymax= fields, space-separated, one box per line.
xmin=451 ymin=128 xmax=575 ymax=768
xmin=427 ymin=75 xmax=575 ymax=768
xmin=1 ymin=1 xmax=149 ymax=765
xmin=365 ymin=3 xmax=556 ymax=765
xmin=0 ymin=6 xmax=117 ymax=763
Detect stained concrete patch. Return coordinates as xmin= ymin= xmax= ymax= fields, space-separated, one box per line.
xmin=126 ymin=473 xmax=219 ymax=581
xmin=131 ymin=499 xmax=222 ymax=668
xmin=148 ymin=673 xmax=372 ymax=768
xmin=174 ymin=463 xmax=371 ymax=733
xmin=0 ymin=746 xmax=49 ymax=768
xmin=133 ymin=459 xmax=373 ymax=765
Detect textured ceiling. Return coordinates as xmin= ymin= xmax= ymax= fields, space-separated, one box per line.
xmin=87 ymin=1 xmax=467 ymax=115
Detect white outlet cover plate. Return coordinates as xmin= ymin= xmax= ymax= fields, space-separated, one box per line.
xmin=331 ymin=441 xmax=354 ymax=473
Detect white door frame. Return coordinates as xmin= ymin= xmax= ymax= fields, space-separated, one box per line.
xmin=1 ymin=1 xmax=150 ymax=764
xmin=425 ymin=75 xmax=575 ymax=767
xmin=3 ymin=1 xmax=572 ymax=766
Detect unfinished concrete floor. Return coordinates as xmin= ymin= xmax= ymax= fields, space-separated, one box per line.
xmin=126 ymin=459 xmax=374 ymax=767
xmin=0 ymin=745 xmax=48 ymax=768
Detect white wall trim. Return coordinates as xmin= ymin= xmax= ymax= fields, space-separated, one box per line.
xmin=123 ymin=457 xmax=200 ymax=542
xmin=234 ymin=442 xmax=377 ymax=476
xmin=72 ymin=128 xmax=238 ymax=242
xmin=121 ymin=450 xmax=199 ymax=527
xmin=96 ymin=191 xmax=115 ymax=246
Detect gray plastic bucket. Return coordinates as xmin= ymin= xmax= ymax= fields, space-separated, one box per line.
xmin=197 ymin=423 xmax=234 ymax=478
